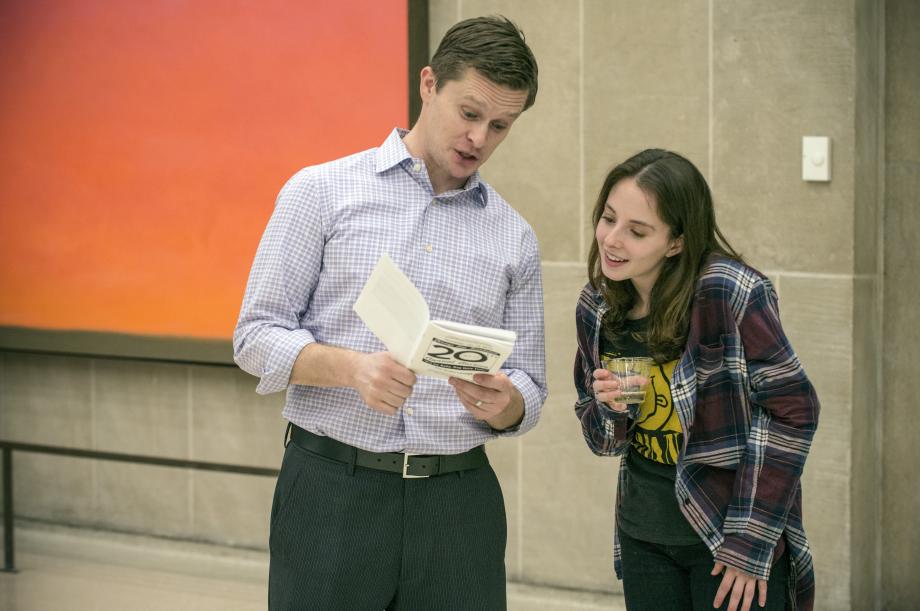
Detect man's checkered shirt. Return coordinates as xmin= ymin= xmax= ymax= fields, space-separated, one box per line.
xmin=234 ymin=129 xmax=547 ymax=454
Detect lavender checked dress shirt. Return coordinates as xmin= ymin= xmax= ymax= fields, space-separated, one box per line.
xmin=234 ymin=128 xmax=547 ymax=454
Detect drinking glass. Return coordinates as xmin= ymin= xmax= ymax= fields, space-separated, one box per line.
xmin=601 ymin=357 xmax=654 ymax=405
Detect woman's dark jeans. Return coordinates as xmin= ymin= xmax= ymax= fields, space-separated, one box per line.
xmin=618 ymin=529 xmax=790 ymax=610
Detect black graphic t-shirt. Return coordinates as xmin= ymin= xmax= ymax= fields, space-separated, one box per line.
xmin=600 ymin=317 xmax=701 ymax=545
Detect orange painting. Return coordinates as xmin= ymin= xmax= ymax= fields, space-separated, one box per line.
xmin=0 ymin=0 xmax=408 ymax=339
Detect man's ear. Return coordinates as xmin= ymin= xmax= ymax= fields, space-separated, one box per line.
xmin=667 ymin=235 xmax=684 ymax=257
xmin=419 ymin=66 xmax=436 ymax=101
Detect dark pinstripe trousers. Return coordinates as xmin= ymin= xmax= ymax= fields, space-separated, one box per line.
xmin=268 ymin=440 xmax=507 ymax=610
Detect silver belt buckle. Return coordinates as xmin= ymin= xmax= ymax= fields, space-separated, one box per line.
xmin=402 ymin=452 xmax=429 ymax=479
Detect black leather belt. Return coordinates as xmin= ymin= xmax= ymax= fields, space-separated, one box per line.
xmin=289 ymin=424 xmax=488 ymax=479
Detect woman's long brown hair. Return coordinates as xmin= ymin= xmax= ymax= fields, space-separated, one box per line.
xmin=587 ymin=149 xmax=742 ymax=363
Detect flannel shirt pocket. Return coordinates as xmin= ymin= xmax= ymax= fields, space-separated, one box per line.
xmin=695 ymin=341 xmax=725 ymax=381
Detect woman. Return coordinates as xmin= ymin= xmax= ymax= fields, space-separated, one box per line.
xmin=573 ymin=149 xmax=819 ymax=611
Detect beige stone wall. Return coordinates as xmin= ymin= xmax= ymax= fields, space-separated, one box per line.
xmin=882 ymin=0 xmax=920 ymax=608
xmin=0 ymin=354 xmax=285 ymax=548
xmin=2 ymin=2 xmax=917 ymax=610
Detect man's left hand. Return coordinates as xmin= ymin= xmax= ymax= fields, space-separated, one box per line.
xmin=449 ymin=373 xmax=523 ymax=430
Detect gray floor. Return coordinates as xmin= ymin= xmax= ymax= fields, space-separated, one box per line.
xmin=0 ymin=524 xmax=625 ymax=611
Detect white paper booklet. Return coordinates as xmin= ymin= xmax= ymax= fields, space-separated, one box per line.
xmin=353 ymin=253 xmax=516 ymax=381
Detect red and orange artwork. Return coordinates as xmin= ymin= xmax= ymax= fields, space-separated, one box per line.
xmin=0 ymin=0 xmax=408 ymax=339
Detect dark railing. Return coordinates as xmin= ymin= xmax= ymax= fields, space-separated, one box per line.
xmin=0 ymin=440 xmax=279 ymax=573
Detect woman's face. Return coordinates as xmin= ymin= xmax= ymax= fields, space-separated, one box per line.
xmin=595 ymin=177 xmax=683 ymax=303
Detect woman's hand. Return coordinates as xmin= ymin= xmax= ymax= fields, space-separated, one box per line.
xmin=711 ymin=562 xmax=768 ymax=611
xmin=591 ymin=368 xmax=628 ymax=413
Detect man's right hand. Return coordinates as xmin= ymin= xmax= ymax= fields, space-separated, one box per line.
xmin=289 ymin=344 xmax=416 ymax=415
xmin=350 ymin=352 xmax=417 ymax=415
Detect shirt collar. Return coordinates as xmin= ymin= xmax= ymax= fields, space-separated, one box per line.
xmin=374 ymin=128 xmax=488 ymax=207
xmin=374 ymin=128 xmax=413 ymax=173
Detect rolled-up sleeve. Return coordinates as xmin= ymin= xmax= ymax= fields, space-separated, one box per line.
xmin=233 ymin=169 xmax=324 ymax=394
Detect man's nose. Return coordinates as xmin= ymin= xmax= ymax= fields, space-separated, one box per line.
xmin=467 ymin=123 xmax=488 ymax=148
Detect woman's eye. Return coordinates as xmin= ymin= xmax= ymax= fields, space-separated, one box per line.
xmin=630 ymin=230 xmax=646 ymax=238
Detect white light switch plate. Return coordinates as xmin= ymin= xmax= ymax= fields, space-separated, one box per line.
xmin=802 ymin=136 xmax=831 ymax=182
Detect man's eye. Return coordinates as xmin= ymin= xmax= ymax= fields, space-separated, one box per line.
xmin=463 ymin=110 xmax=477 ymax=120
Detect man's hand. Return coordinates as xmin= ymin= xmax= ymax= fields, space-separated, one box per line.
xmin=591 ymin=368 xmax=627 ymax=412
xmin=290 ymin=344 xmax=416 ymax=416
xmin=349 ymin=352 xmax=417 ymax=416
xmin=711 ymin=562 xmax=768 ymax=611
xmin=449 ymin=373 xmax=523 ymax=431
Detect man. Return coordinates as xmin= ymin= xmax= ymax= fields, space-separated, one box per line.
xmin=234 ymin=15 xmax=546 ymax=611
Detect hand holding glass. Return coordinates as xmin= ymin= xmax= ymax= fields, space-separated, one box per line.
xmin=602 ymin=357 xmax=653 ymax=405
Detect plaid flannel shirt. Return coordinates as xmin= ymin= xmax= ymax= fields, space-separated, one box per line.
xmin=574 ymin=255 xmax=819 ymax=611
